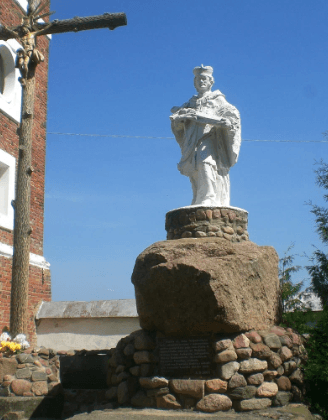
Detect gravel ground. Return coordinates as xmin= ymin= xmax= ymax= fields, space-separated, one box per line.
xmin=62 ymin=404 xmax=321 ymax=420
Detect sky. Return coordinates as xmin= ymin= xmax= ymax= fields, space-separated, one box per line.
xmin=43 ymin=0 xmax=328 ymax=302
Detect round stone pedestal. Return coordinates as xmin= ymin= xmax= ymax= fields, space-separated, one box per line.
xmin=165 ymin=206 xmax=249 ymax=242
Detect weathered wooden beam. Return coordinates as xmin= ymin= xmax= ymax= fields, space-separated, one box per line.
xmin=10 ymin=64 xmax=37 ymax=337
xmin=0 ymin=25 xmax=19 ymax=41
xmin=35 ymin=12 xmax=127 ymax=36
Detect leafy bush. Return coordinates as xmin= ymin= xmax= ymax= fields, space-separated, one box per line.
xmin=304 ymin=306 xmax=328 ymax=419
xmin=307 ymin=159 xmax=328 ymax=307
xmin=281 ymin=309 xmax=317 ymax=335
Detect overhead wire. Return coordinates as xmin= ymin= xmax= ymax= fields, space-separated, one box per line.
xmin=47 ymin=132 xmax=328 ymax=143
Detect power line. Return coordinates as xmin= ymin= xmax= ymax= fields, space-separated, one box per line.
xmin=47 ymin=132 xmax=328 ymax=143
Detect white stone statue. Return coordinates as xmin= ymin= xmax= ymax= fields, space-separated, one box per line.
xmin=170 ymin=65 xmax=241 ymax=206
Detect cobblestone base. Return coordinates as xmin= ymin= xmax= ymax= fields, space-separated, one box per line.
xmin=165 ymin=207 xmax=248 ymax=242
xmin=0 ymin=348 xmax=61 ymax=399
xmin=106 ymin=326 xmax=307 ymax=413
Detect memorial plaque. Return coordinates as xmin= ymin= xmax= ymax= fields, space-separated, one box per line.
xmin=159 ymin=337 xmax=213 ymax=377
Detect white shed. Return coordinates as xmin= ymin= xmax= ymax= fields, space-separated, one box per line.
xmin=35 ymin=299 xmax=140 ymax=351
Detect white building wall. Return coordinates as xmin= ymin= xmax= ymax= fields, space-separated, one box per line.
xmin=37 ymin=317 xmax=140 ymax=351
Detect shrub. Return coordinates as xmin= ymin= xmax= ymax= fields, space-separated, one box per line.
xmin=304 ymin=306 xmax=328 ymax=419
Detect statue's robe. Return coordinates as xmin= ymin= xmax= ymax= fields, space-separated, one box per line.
xmin=170 ymin=89 xmax=241 ymax=206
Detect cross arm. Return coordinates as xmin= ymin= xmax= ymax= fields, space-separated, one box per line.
xmin=0 ymin=25 xmax=19 ymax=41
xmin=34 ymin=12 xmax=127 ymax=37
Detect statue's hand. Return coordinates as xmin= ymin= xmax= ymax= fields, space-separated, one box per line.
xmin=175 ymin=109 xmax=197 ymax=122
xmin=219 ymin=118 xmax=232 ymax=129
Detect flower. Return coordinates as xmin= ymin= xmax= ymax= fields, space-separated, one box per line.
xmin=0 ymin=332 xmax=29 ymax=353
xmin=0 ymin=341 xmax=21 ymax=352
xmin=21 ymin=340 xmax=30 ymax=350
xmin=13 ymin=334 xmax=26 ymax=344
xmin=0 ymin=332 xmax=11 ymax=342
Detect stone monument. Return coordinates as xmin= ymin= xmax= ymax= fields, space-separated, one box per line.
xmin=105 ymin=66 xmax=307 ymax=413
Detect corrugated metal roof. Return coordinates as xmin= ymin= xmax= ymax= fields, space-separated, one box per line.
xmin=36 ymin=299 xmax=138 ymax=319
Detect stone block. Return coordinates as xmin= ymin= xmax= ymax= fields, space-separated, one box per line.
xmin=196 ymin=394 xmax=232 ymax=412
xmin=129 ymin=366 xmax=140 ymax=376
xmin=247 ymin=373 xmax=264 ymax=385
xmin=289 ymin=368 xmax=304 ymax=387
xmin=31 ymin=371 xmax=47 ymax=381
xmin=228 ymin=373 xmax=247 ymax=389
xmin=16 ymin=368 xmax=32 ymax=379
xmin=279 ymin=346 xmax=293 ymax=362
xmin=263 ymin=370 xmax=278 ymax=381
xmin=234 ymin=397 xmax=272 ymax=411
xmin=105 ymin=387 xmax=117 ymax=400
xmin=16 ymin=354 xmax=34 ymax=364
xmin=131 ymin=390 xmax=156 ymax=408
xmin=245 ymin=331 xmax=262 ymax=343
xmin=233 ymin=334 xmax=250 ymax=349
xmin=272 ymin=391 xmax=293 ymax=407
xmin=205 ymin=379 xmax=228 ymax=393
xmin=268 ymin=352 xmax=282 ymax=369
xmin=280 ymin=335 xmax=293 ymax=348
xmin=139 ymin=364 xmax=154 ymax=377
xmin=269 ymin=326 xmax=286 ymax=336
xmin=214 ymin=350 xmax=237 ymax=363
xmin=214 ymin=339 xmax=233 ymax=352
xmin=276 ymin=376 xmax=291 ymax=391
xmin=117 ymin=381 xmax=129 ymax=405
xmin=228 ymin=386 xmax=257 ymax=400
xmin=132 ymin=238 xmax=280 ymax=335
xmin=169 ymin=379 xmax=204 ymax=399
xmin=134 ymin=331 xmax=156 ymax=351
xmin=249 ymin=343 xmax=271 ymax=359
xmin=239 ymin=358 xmax=267 ymax=374
xmin=156 ymin=394 xmax=182 ymax=409
xmin=146 ymin=387 xmax=169 ymax=397
xmin=256 ymin=382 xmax=278 ymax=397
xmin=11 ymin=380 xmax=32 ymax=396
xmin=31 ymin=381 xmax=48 ymax=396
xmin=139 ymin=377 xmax=168 ymax=389
xmin=123 ymin=344 xmax=135 ymax=357
xmin=133 ymin=351 xmax=155 ymax=364
xmin=283 ymin=360 xmax=297 ymax=375
xmin=217 ymin=361 xmax=240 ymax=380
xmin=236 ymin=348 xmax=252 ymax=359
xmin=0 ymin=359 xmax=18 ymax=382
xmin=263 ymin=333 xmax=282 ymax=350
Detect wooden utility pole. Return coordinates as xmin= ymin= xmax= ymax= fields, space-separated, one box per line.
xmin=0 ymin=0 xmax=127 ymax=337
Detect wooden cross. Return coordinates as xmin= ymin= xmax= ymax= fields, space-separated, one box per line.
xmin=0 ymin=0 xmax=127 ymax=337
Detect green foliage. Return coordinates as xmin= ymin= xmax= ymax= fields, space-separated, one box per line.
xmin=307 ymin=159 xmax=328 ymax=307
xmin=278 ymin=245 xmax=316 ymax=334
xmin=280 ymin=309 xmax=318 ymax=335
xmin=304 ymin=306 xmax=328 ymax=419
xmin=279 ymin=244 xmax=304 ymax=313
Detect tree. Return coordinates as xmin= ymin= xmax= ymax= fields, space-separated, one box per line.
xmin=307 ymin=157 xmax=328 ymax=307
xmin=279 ymin=244 xmax=303 ymax=313
xmin=304 ymin=306 xmax=328 ymax=419
xmin=279 ymin=245 xmax=317 ymax=334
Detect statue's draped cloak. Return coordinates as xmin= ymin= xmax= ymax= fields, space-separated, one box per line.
xmin=171 ymin=90 xmax=241 ymax=177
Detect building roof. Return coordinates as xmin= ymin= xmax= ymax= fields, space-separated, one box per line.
xmin=36 ymin=299 xmax=138 ymax=319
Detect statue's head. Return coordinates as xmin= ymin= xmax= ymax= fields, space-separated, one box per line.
xmin=193 ymin=65 xmax=214 ymax=94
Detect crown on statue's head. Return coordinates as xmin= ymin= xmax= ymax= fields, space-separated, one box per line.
xmin=193 ymin=65 xmax=213 ymax=77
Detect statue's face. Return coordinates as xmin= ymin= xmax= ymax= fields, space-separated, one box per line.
xmin=194 ymin=75 xmax=212 ymax=93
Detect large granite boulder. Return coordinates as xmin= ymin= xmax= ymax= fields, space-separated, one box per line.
xmin=132 ymin=238 xmax=280 ymax=335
